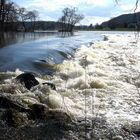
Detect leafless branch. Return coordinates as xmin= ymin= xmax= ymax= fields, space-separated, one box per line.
xmin=134 ymin=0 xmax=139 ymax=12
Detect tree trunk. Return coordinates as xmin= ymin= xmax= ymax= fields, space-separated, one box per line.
xmin=0 ymin=0 xmax=5 ymax=31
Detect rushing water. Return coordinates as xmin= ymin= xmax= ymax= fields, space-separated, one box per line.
xmin=0 ymin=31 xmax=140 ymax=139
xmin=0 ymin=31 xmax=132 ymax=74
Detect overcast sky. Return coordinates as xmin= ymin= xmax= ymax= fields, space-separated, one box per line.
xmin=12 ymin=0 xmax=140 ymax=25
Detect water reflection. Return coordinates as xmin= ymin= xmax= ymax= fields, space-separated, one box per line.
xmin=0 ymin=31 xmax=59 ymax=48
xmin=0 ymin=32 xmax=16 ymax=48
xmin=58 ymin=31 xmax=74 ymax=37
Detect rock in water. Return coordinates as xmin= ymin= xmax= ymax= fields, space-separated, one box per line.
xmin=29 ymin=103 xmax=49 ymax=119
xmin=112 ymin=136 xmax=123 ymax=140
xmin=0 ymin=96 xmax=30 ymax=112
xmin=16 ymin=73 xmax=39 ymax=90
xmin=46 ymin=109 xmax=72 ymax=123
xmin=123 ymin=121 xmax=140 ymax=136
xmin=43 ymin=82 xmax=56 ymax=90
xmin=2 ymin=109 xmax=28 ymax=126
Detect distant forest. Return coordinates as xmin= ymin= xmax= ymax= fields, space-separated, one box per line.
xmin=0 ymin=0 xmax=84 ymax=32
xmin=101 ymin=12 xmax=140 ymax=30
xmin=0 ymin=0 xmax=38 ymax=31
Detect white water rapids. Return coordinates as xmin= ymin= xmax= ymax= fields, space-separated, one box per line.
xmin=1 ymin=33 xmax=140 ymax=130
xmin=51 ymin=33 xmax=140 ymax=127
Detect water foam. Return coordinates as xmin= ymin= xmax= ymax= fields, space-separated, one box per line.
xmin=52 ymin=34 xmax=140 ymax=126
xmin=1 ymin=34 xmax=140 ymax=128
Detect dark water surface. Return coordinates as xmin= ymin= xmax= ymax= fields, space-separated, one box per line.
xmin=0 ymin=31 xmax=130 ymax=74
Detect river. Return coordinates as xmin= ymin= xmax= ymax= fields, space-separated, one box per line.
xmin=0 ymin=31 xmax=132 ymax=74
xmin=0 ymin=31 xmax=140 ymax=139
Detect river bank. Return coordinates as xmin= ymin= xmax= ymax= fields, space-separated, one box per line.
xmin=0 ymin=33 xmax=140 ymax=139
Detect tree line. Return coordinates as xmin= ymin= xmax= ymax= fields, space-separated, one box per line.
xmin=58 ymin=7 xmax=84 ymax=34
xmin=0 ymin=0 xmax=85 ymax=33
xmin=0 ymin=0 xmax=38 ymax=31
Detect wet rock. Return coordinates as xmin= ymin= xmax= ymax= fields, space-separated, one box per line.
xmin=16 ymin=73 xmax=39 ymax=90
xmin=103 ymin=35 xmax=109 ymax=41
xmin=60 ymin=73 xmax=70 ymax=80
xmin=90 ymin=79 xmax=107 ymax=89
xmin=0 ymin=95 xmax=30 ymax=112
xmin=2 ymin=109 xmax=29 ymax=126
xmin=46 ymin=109 xmax=72 ymax=123
xmin=43 ymin=82 xmax=56 ymax=90
xmin=123 ymin=121 xmax=140 ymax=136
xmin=89 ymin=42 xmax=94 ymax=46
xmin=34 ymin=59 xmax=56 ymax=71
xmin=112 ymin=136 xmax=123 ymax=140
xmin=29 ymin=103 xmax=49 ymax=119
xmin=29 ymin=103 xmax=72 ymax=123
xmin=39 ymin=59 xmax=47 ymax=63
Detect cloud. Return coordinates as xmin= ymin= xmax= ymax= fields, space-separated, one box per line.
xmin=38 ymin=15 xmax=56 ymax=21
xmin=13 ymin=0 xmax=137 ymax=25
xmin=24 ymin=0 xmax=82 ymax=11
xmin=84 ymin=0 xmax=110 ymax=7
xmin=21 ymin=0 xmax=111 ymax=11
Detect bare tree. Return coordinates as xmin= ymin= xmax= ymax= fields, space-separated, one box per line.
xmin=17 ymin=7 xmax=28 ymax=31
xmin=0 ymin=0 xmax=39 ymax=32
xmin=115 ymin=0 xmax=139 ymax=12
xmin=59 ymin=7 xmax=84 ymax=34
xmin=17 ymin=8 xmax=39 ymax=31
xmin=0 ymin=0 xmax=19 ymax=31
xmin=26 ymin=10 xmax=38 ymax=31
xmin=0 ymin=0 xmax=6 ymax=31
